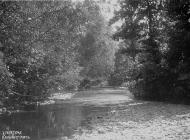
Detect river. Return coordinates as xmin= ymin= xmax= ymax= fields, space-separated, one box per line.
xmin=0 ymin=88 xmax=133 ymax=140
xmin=1 ymin=88 xmax=190 ymax=140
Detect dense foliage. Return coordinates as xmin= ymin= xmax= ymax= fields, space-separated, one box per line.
xmin=78 ymin=0 xmax=116 ymax=84
xmin=0 ymin=0 xmax=116 ymax=105
xmin=110 ymin=0 xmax=190 ymax=101
xmin=1 ymin=0 xmax=189 ymax=106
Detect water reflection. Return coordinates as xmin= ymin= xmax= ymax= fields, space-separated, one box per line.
xmin=0 ymin=103 xmax=110 ymax=140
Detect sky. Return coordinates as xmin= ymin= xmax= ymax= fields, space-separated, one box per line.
xmin=72 ymin=0 xmax=122 ymax=31
xmin=97 ymin=0 xmax=120 ymax=20
xmin=72 ymin=0 xmax=120 ymax=20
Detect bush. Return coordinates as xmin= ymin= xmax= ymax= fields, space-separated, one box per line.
xmin=0 ymin=62 xmax=14 ymax=100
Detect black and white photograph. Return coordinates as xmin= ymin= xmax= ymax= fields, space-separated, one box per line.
xmin=0 ymin=0 xmax=190 ymax=139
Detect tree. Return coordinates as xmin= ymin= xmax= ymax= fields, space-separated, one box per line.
xmin=78 ymin=0 xmax=117 ymax=83
xmin=0 ymin=1 xmax=18 ymax=101
xmin=0 ymin=0 xmax=88 ymax=103
xmin=165 ymin=0 xmax=190 ymax=99
xmin=111 ymin=0 xmax=190 ymax=101
xmin=110 ymin=0 xmax=174 ymax=99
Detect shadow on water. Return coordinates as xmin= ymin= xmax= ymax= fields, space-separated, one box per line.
xmin=0 ymin=102 xmax=111 ymax=140
xmin=0 ymin=88 xmax=132 ymax=140
xmin=4 ymin=88 xmax=185 ymax=140
xmin=1 ymin=87 xmax=190 ymax=140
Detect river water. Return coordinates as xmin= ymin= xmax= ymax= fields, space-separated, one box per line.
xmin=0 ymin=88 xmax=132 ymax=140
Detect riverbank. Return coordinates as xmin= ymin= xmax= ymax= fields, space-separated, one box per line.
xmin=0 ymin=91 xmax=75 ymax=115
xmin=68 ymin=101 xmax=190 ymax=140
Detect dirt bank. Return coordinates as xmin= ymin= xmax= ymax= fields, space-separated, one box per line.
xmin=68 ymin=101 xmax=190 ymax=140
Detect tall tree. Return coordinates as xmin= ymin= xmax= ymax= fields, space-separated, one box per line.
xmin=79 ymin=0 xmax=116 ymax=82
xmin=0 ymin=0 xmax=87 ymax=102
xmin=165 ymin=0 xmax=190 ymax=98
xmin=110 ymin=0 xmax=175 ymax=99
